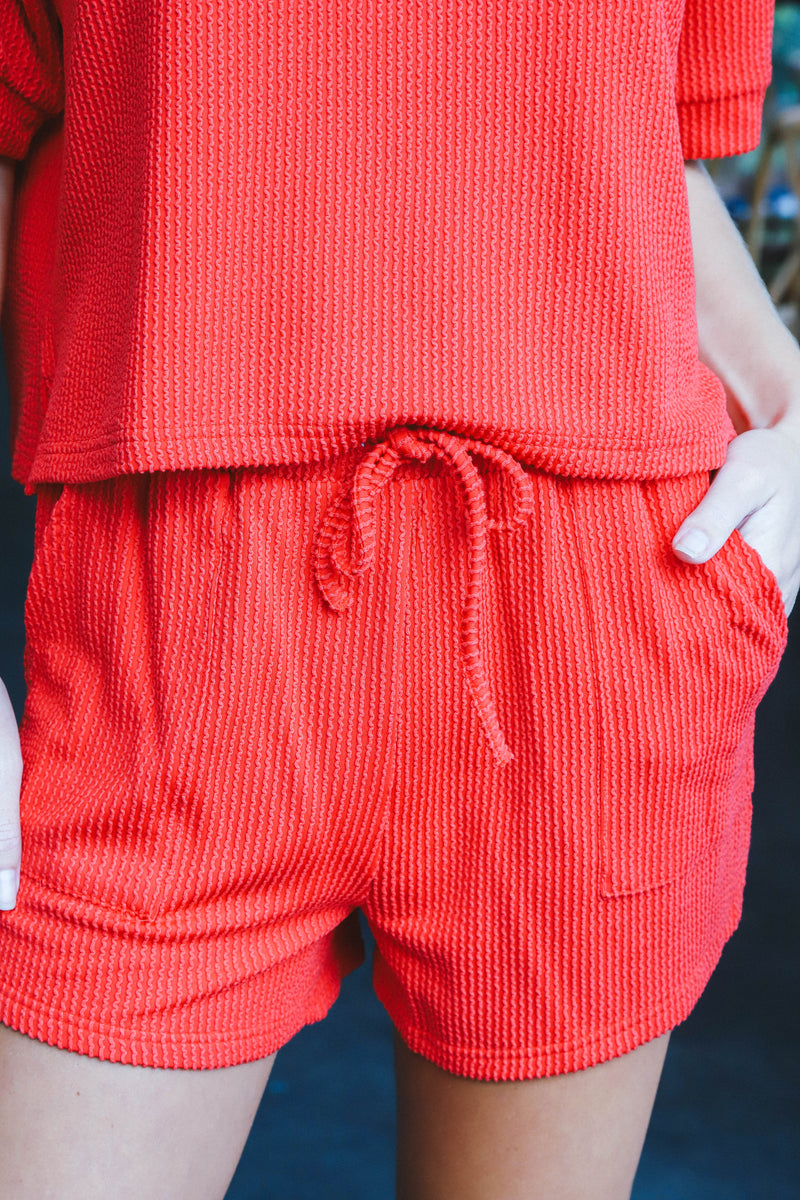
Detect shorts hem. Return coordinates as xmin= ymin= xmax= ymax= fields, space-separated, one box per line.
xmin=381 ymin=901 xmax=742 ymax=1081
xmin=0 ymin=973 xmax=345 ymax=1071
xmin=390 ymin=1002 xmax=678 ymax=1082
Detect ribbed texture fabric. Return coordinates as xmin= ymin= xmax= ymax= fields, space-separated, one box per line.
xmin=675 ymin=0 xmax=775 ymax=158
xmin=0 ymin=0 xmax=63 ymax=160
xmin=0 ymin=0 xmax=775 ymax=492
xmin=0 ymin=444 xmax=787 ymax=1075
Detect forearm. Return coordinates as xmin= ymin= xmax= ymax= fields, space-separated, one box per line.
xmin=684 ymin=158 xmax=800 ymax=444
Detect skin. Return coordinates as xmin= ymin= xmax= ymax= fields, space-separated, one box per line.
xmin=393 ymin=1030 xmax=672 ymax=1200
xmin=0 ymin=154 xmax=796 ymax=1197
xmin=673 ymin=160 xmax=800 ymax=614
xmin=0 ymin=158 xmax=21 ymax=916
xmin=0 ymin=1027 xmax=276 ymax=1200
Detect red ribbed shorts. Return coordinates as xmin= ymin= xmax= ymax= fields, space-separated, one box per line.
xmin=0 ymin=428 xmax=788 ymax=1078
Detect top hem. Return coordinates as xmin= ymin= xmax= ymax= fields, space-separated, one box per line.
xmin=16 ymin=420 xmax=740 ymax=492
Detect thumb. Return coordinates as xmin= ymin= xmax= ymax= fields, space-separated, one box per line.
xmin=0 ymin=677 xmax=23 ymax=911
xmin=672 ymin=465 xmax=745 ymax=564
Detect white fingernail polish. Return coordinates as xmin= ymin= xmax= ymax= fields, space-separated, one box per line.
xmin=675 ymin=528 xmax=708 ymax=558
xmin=0 ymin=869 xmax=18 ymax=910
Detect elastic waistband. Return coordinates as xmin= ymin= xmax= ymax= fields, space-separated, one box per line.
xmin=312 ymin=425 xmax=536 ymax=765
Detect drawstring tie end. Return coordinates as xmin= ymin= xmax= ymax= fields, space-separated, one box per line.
xmin=312 ymin=427 xmax=534 ymax=765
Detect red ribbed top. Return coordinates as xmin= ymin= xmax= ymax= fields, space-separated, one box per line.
xmin=0 ymin=0 xmax=775 ymax=491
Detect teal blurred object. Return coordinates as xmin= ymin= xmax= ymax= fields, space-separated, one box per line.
xmin=708 ymin=4 xmax=800 ymax=335
xmin=773 ymin=4 xmax=800 ymax=110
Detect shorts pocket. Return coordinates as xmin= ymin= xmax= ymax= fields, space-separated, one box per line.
xmin=570 ymin=471 xmax=789 ymax=899
xmin=21 ymin=484 xmax=83 ymax=682
xmin=726 ymin=524 xmax=788 ymax=642
xmin=19 ymin=472 xmax=236 ymax=923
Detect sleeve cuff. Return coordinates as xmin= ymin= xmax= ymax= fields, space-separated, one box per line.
xmin=677 ymin=87 xmax=769 ymax=160
xmin=0 ymin=79 xmax=51 ymax=160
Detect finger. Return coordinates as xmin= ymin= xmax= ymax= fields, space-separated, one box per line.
xmin=672 ymin=459 xmax=765 ymax=564
xmin=0 ymin=678 xmax=23 ymax=911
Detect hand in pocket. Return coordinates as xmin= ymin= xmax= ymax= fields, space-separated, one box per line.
xmin=671 ymin=426 xmax=800 ymax=618
xmin=0 ymin=677 xmax=22 ymax=910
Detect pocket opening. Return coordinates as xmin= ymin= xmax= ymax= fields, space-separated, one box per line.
xmin=578 ymin=471 xmax=786 ymax=899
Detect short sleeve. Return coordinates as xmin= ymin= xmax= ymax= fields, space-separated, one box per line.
xmin=0 ymin=0 xmax=64 ymax=160
xmin=675 ymin=0 xmax=775 ymax=160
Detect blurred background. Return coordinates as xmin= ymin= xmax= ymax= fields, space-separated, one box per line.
xmin=2 ymin=6 xmax=800 ymax=1198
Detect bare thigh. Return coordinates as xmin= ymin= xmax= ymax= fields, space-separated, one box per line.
xmin=394 ymin=1028 xmax=671 ymax=1200
xmin=0 ymin=1022 xmax=275 ymax=1200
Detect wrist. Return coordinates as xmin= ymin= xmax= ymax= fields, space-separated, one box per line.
xmin=730 ymin=396 xmax=800 ymax=450
xmin=769 ymin=408 xmax=800 ymax=450
xmin=708 ymin=334 xmax=800 ymax=435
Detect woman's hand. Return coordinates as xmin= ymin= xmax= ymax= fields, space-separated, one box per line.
xmin=0 ymin=678 xmax=22 ymax=910
xmin=0 ymin=159 xmax=21 ymax=909
xmin=678 ymin=160 xmax=800 ymax=620
xmin=672 ymin=424 xmax=800 ymax=618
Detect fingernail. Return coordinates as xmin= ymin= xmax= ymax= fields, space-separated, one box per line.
xmin=674 ymin=528 xmax=709 ymax=558
xmin=0 ymin=869 xmax=18 ymax=910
